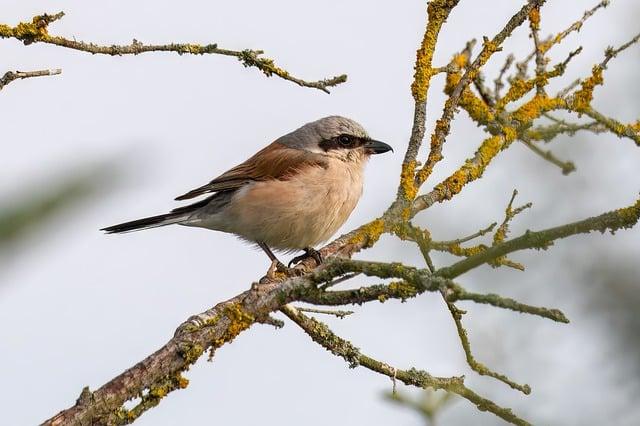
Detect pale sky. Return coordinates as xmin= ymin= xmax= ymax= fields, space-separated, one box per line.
xmin=1 ymin=1 xmax=639 ymax=425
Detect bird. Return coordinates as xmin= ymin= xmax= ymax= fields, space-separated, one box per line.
xmin=101 ymin=116 xmax=393 ymax=269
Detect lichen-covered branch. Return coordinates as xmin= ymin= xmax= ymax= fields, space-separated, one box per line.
xmin=36 ymin=1 xmax=640 ymax=425
xmin=0 ymin=68 xmax=61 ymax=90
xmin=281 ymin=305 xmax=530 ymax=426
xmin=443 ymin=300 xmax=531 ymax=394
xmin=397 ymin=0 xmax=460 ymax=203
xmin=437 ymin=198 xmax=640 ymax=279
xmin=0 ymin=12 xmax=346 ymax=93
xmin=413 ymin=0 xmax=546 ymax=188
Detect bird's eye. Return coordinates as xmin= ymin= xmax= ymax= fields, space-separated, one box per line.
xmin=338 ymin=135 xmax=352 ymax=146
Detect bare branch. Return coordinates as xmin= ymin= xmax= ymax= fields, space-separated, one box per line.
xmin=0 ymin=68 xmax=61 ymax=90
xmin=520 ymin=135 xmax=577 ymax=175
xmin=0 ymin=12 xmax=346 ymax=93
xmin=295 ymin=306 xmax=354 ymax=318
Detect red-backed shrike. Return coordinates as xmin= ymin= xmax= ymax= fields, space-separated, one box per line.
xmin=102 ymin=116 xmax=392 ymax=267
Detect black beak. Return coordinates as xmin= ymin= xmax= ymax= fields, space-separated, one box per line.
xmin=364 ymin=139 xmax=393 ymax=154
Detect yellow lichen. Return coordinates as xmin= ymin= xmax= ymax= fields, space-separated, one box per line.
xmin=180 ymin=342 xmax=204 ymax=364
xmin=348 ymin=218 xmax=386 ymax=248
xmin=434 ymin=134 xmax=506 ymax=201
xmin=502 ymin=126 xmax=517 ymax=142
xmin=511 ymin=94 xmax=564 ymax=123
xmin=411 ymin=0 xmax=456 ymax=101
xmin=528 ymin=8 xmax=541 ymax=31
xmin=0 ymin=14 xmax=60 ymax=42
xmin=572 ymin=66 xmax=604 ymax=112
xmin=446 ymin=244 xmax=487 ymax=257
xmin=213 ymin=303 xmax=255 ymax=347
xmin=387 ymin=281 xmax=418 ymax=300
xmin=453 ymin=53 xmax=468 ymax=68
xmin=400 ymin=160 xmax=418 ymax=201
xmin=460 ymin=88 xmax=494 ymax=124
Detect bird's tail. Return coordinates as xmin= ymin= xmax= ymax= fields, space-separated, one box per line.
xmin=101 ymin=212 xmax=188 ymax=234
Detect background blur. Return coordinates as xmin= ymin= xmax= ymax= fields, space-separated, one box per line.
xmin=1 ymin=1 xmax=639 ymax=424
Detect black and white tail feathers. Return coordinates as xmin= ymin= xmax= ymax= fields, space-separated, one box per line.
xmin=101 ymin=197 xmax=212 ymax=234
xmin=100 ymin=211 xmax=187 ymax=233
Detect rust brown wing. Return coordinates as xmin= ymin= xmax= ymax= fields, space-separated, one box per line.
xmin=175 ymin=142 xmax=328 ymax=200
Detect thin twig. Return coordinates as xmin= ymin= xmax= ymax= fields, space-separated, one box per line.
xmin=281 ymin=305 xmax=530 ymax=425
xmin=443 ymin=300 xmax=531 ymax=394
xmin=437 ymin=197 xmax=640 ymax=279
xmin=414 ymin=0 xmax=546 ymax=187
xmin=0 ymin=12 xmax=346 ymax=93
xmin=494 ymin=54 xmax=515 ymax=100
xmin=520 ymin=136 xmax=576 ymax=175
xmin=0 ymin=68 xmax=61 ymax=90
xmin=295 ymin=307 xmax=354 ymax=318
xmin=433 ymin=222 xmax=497 ymax=246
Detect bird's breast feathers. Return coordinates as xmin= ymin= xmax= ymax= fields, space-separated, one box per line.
xmin=194 ymin=157 xmax=365 ymax=250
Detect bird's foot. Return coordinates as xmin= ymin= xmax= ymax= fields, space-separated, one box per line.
xmin=265 ymin=259 xmax=305 ymax=280
xmin=288 ymin=247 xmax=323 ymax=268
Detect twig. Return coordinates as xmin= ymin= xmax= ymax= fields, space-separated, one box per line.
xmin=437 ymin=197 xmax=640 ymax=279
xmin=433 ymin=222 xmax=497 ymax=246
xmin=551 ymin=0 xmax=611 ymax=49
xmin=528 ymin=5 xmax=546 ymax=94
xmin=600 ymin=32 xmax=640 ymax=69
xmin=446 ymin=288 xmax=569 ymax=323
xmin=281 ymin=305 xmax=530 ymax=426
xmin=443 ymin=300 xmax=531 ymax=394
xmin=397 ymin=0 xmax=461 ymax=203
xmin=520 ymin=136 xmax=576 ymax=175
xmin=414 ymin=0 xmax=546 ymax=187
xmin=494 ymin=54 xmax=515 ymax=100
xmin=0 ymin=12 xmax=346 ymax=93
xmin=0 ymin=68 xmax=61 ymax=90
xmin=318 ymin=272 xmax=360 ymax=290
xmin=295 ymin=307 xmax=354 ymax=318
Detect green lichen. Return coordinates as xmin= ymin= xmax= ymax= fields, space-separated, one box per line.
xmin=178 ymin=341 xmax=205 ymax=364
xmin=239 ymin=50 xmax=290 ymax=79
xmin=387 ymin=280 xmax=419 ymax=301
xmin=117 ymin=373 xmax=190 ymax=424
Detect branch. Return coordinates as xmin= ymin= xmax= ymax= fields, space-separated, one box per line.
xmin=413 ymin=0 xmax=546 ymax=187
xmin=437 ymin=197 xmax=640 ymax=279
xmin=281 ymin=305 xmax=531 ymax=426
xmin=36 ymin=2 xmax=640 ymax=425
xmin=0 ymin=12 xmax=346 ymax=93
xmin=443 ymin=300 xmax=531 ymax=394
xmin=0 ymin=68 xmax=61 ymax=90
xmin=397 ymin=0 xmax=460 ymax=203
xmin=43 ymin=272 xmax=313 ymax=425
xmin=301 ymin=259 xmax=568 ymax=324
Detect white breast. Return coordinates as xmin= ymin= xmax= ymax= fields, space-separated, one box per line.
xmin=195 ymin=158 xmax=365 ymax=251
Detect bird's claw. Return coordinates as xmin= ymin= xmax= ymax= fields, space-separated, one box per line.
xmin=288 ymin=247 xmax=323 ymax=268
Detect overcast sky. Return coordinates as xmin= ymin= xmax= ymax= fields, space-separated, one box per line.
xmin=1 ymin=1 xmax=639 ymax=425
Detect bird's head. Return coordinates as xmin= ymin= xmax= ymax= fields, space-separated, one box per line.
xmin=278 ymin=116 xmax=393 ymax=162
